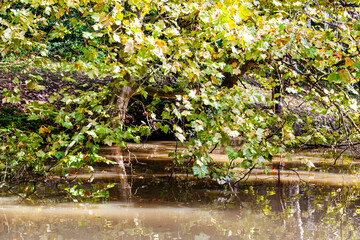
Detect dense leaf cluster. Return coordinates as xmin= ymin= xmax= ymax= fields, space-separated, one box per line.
xmin=1 ymin=0 xmax=360 ymax=184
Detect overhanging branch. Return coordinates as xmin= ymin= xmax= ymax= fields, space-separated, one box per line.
xmin=144 ymin=85 xmax=184 ymax=98
xmin=221 ymin=60 xmax=258 ymax=88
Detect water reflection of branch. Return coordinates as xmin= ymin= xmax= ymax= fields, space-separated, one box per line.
xmin=168 ymin=140 xmax=178 ymax=182
xmin=0 ymin=161 xmax=8 ymax=187
xmin=278 ymin=155 xmax=283 ymax=184
xmin=7 ymin=180 xmax=34 ymax=192
xmin=232 ymin=164 xmax=257 ymax=186
xmin=132 ymin=186 xmax=140 ymax=196
xmin=333 ymin=145 xmax=352 ymax=165
xmin=7 ymin=189 xmax=30 ymax=202
xmin=1 ymin=208 xmax=10 ymax=233
xmin=125 ymin=145 xmax=146 ymax=165
xmin=22 ymin=181 xmax=37 ymax=202
xmin=185 ymin=155 xmax=194 ymax=179
xmin=67 ymin=176 xmax=78 ymax=183
xmin=228 ymin=184 xmax=244 ymax=209
xmin=279 ymin=166 xmax=307 ymax=184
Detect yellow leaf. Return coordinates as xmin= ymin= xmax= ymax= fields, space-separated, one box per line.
xmin=345 ymin=58 xmax=354 ymax=67
xmin=231 ymin=62 xmax=238 ymax=68
xmin=74 ymin=63 xmax=82 ymax=71
xmin=228 ymin=34 xmax=235 ymax=41
xmin=39 ymin=126 xmax=51 ymax=134
xmin=238 ymin=6 xmax=250 ymax=19
xmin=114 ymin=4 xmax=122 ymax=11
xmin=115 ymin=12 xmax=123 ymax=21
xmin=56 ymin=8 xmax=65 ymax=19
xmin=307 ymin=116 xmax=312 ymax=124
xmin=228 ymin=21 xmax=236 ymax=29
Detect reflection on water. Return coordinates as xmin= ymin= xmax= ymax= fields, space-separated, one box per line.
xmin=2 ymin=182 xmax=360 ymax=239
xmin=1 ymin=141 xmax=360 ymax=239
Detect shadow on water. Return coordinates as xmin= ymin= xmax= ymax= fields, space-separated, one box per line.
xmin=1 ymin=141 xmax=360 ymax=239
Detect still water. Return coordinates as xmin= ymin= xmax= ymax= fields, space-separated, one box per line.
xmin=1 ymin=142 xmax=360 ymax=240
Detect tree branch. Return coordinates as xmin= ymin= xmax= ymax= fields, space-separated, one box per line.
xmin=221 ymin=60 xmax=258 ymax=88
xmin=143 ymin=85 xmax=184 ymax=98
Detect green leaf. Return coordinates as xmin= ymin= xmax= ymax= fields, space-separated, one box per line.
xmin=62 ymin=121 xmax=73 ymax=129
xmin=55 ymin=151 xmax=65 ymax=159
xmin=86 ymin=131 xmax=98 ymax=139
xmin=72 ymin=133 xmax=85 ymax=143
xmin=104 ymin=137 xmax=113 ymax=146
xmin=162 ymin=125 xmax=170 ymax=134
xmin=34 ymin=84 xmax=45 ymax=91
xmin=241 ymin=160 xmax=252 ymax=168
xmin=48 ymin=94 xmax=59 ymax=103
xmin=353 ymin=61 xmax=360 ymax=70
xmin=224 ymin=64 xmax=233 ymax=74
xmin=12 ymin=77 xmax=20 ymax=84
xmin=192 ymin=166 xmax=209 ymax=178
xmin=327 ymin=72 xmax=340 ymax=83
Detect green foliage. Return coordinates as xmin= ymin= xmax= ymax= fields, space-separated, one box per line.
xmin=62 ymin=183 xmax=115 ymax=202
xmin=1 ymin=0 xmax=360 ymax=185
xmin=0 ymin=106 xmax=37 ymax=130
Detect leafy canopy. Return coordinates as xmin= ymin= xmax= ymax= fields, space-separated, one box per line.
xmin=1 ymin=0 xmax=360 ymax=182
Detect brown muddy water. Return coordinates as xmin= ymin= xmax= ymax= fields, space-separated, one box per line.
xmin=2 ymin=141 xmax=360 ymax=239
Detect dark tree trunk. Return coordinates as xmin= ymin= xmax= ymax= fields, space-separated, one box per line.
xmin=273 ymin=73 xmax=283 ymax=115
xmin=274 ymin=84 xmax=282 ymax=115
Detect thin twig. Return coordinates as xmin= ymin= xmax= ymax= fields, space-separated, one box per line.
xmin=168 ymin=140 xmax=178 ymax=182
xmin=232 ymin=164 xmax=256 ymax=186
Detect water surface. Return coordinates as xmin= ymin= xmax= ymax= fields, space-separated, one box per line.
xmin=1 ymin=141 xmax=360 ymax=239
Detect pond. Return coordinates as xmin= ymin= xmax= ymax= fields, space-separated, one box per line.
xmin=1 ymin=141 xmax=360 ymax=239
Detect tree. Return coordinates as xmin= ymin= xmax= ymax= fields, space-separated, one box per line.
xmin=1 ymin=0 xmax=360 ymax=183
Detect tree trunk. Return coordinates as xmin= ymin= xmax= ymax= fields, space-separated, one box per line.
xmin=274 ymin=84 xmax=282 ymax=115
xmin=106 ymin=76 xmax=136 ymax=200
xmin=273 ymin=73 xmax=283 ymax=115
xmin=109 ymin=85 xmax=134 ymax=127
